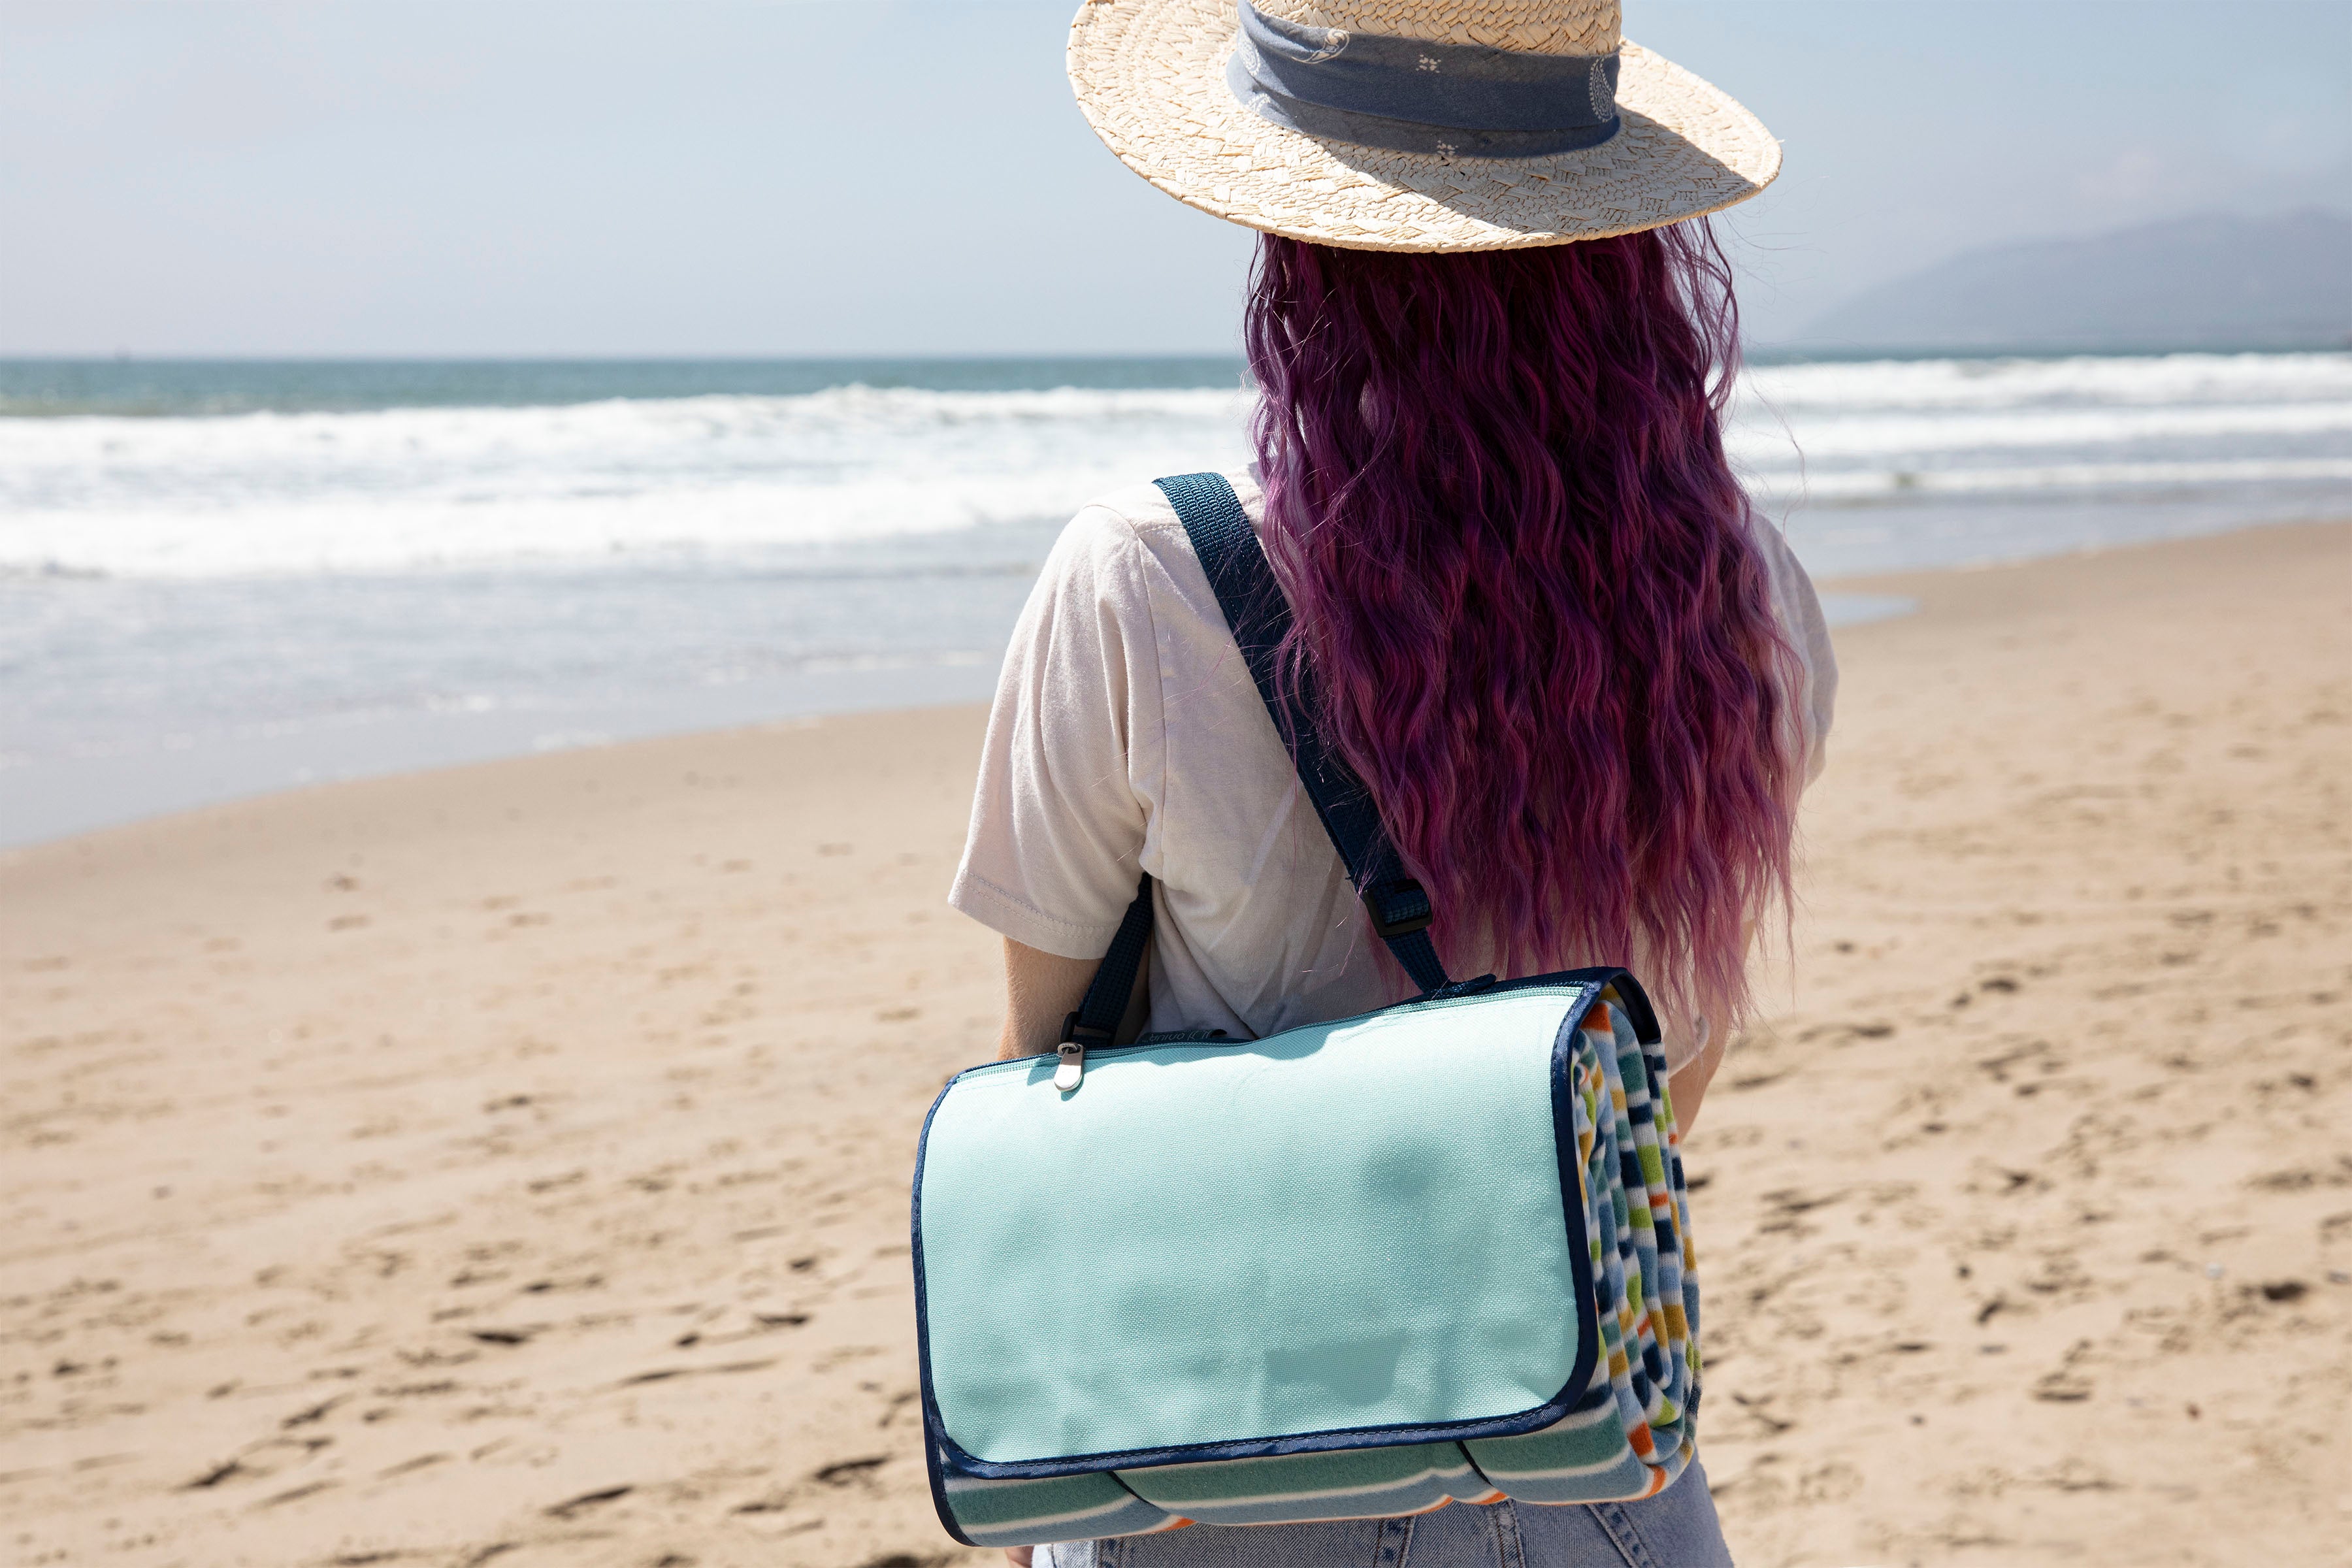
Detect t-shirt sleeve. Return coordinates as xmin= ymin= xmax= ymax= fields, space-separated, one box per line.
xmin=948 ymin=506 xmax=1164 ymax=959
xmin=1754 ymin=520 xmax=1838 ymax=787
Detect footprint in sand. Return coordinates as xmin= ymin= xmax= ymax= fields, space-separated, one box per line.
xmin=545 ymin=1483 xmax=632 ymax=1518
xmin=814 ymin=1455 xmax=889 ymax=1488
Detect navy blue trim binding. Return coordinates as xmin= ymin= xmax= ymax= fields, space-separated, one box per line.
xmin=1152 ymin=471 xmax=1452 ymax=994
xmin=907 ymin=1072 xmax=979 ymax=1545
xmin=1554 ymin=963 xmax=1663 ymax=1044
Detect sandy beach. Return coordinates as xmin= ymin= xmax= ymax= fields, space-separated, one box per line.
xmin=4 ymin=519 xmax=2346 ymax=1568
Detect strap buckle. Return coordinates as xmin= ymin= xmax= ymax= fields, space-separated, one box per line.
xmin=1361 ymin=879 xmax=1433 ymax=940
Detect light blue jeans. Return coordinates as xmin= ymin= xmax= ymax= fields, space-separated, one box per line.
xmin=1039 ymin=1463 xmax=1733 ymax=1568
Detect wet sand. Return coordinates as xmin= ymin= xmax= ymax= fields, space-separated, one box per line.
xmin=3 ymin=519 xmax=2346 ymax=1568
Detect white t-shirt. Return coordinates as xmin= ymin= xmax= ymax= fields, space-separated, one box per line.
xmin=949 ymin=470 xmax=1837 ymax=1071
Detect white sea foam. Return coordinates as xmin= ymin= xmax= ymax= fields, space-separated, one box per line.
xmin=1 ymin=355 xmax=2347 ymax=580
xmin=1740 ymin=351 xmax=2352 ymax=412
xmin=0 ymin=387 xmax=1254 ymax=576
xmin=6 ymin=350 xmax=2350 ymax=846
xmin=1729 ymin=400 xmax=2352 ymax=466
xmin=1761 ymin=456 xmax=2352 ymax=502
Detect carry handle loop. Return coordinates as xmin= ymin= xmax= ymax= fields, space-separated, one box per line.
xmin=1152 ymin=472 xmax=1453 ymax=995
xmin=1056 ymin=874 xmax=1154 ymax=1090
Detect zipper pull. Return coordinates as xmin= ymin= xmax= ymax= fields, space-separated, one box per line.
xmin=1054 ymin=1011 xmax=1109 ymax=1093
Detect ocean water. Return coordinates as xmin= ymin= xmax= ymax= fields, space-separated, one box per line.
xmin=3 ymin=351 xmax=2347 ymax=846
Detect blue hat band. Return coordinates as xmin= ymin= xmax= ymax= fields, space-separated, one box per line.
xmin=1227 ymin=1 xmax=1623 ymax=159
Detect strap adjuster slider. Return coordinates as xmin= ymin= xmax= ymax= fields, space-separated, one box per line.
xmin=1361 ymin=880 xmax=1433 ymax=941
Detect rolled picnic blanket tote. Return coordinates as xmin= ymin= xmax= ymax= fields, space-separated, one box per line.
xmin=908 ymin=474 xmax=1701 ymax=1548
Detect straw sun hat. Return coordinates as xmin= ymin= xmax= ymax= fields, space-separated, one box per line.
xmin=1068 ymin=0 xmax=1779 ymax=252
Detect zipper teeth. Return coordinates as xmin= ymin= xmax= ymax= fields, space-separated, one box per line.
xmin=960 ymin=978 xmax=1596 ymax=1081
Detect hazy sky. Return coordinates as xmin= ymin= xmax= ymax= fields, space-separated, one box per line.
xmin=3 ymin=0 xmax=2346 ymax=355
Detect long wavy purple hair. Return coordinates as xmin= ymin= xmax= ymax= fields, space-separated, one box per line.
xmin=1246 ymin=222 xmax=1797 ymax=1035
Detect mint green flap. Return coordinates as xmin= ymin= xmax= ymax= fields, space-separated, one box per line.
xmin=916 ymin=989 xmax=1586 ymax=1465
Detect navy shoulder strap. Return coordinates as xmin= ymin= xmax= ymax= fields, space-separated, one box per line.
xmin=1152 ymin=472 xmax=1450 ymax=994
xmin=1053 ymin=480 xmax=1448 ymax=1081
xmin=1055 ymin=472 xmax=1452 ymax=1082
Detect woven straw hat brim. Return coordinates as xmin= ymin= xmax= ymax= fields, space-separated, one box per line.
xmin=1068 ymin=0 xmax=1781 ymax=252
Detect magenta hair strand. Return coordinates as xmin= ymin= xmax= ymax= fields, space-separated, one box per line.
xmin=1245 ymin=221 xmax=1799 ymax=1036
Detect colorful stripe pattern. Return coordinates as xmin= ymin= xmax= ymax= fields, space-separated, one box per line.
xmin=930 ymin=991 xmax=1700 ymax=1549
xmin=1467 ymin=991 xmax=1699 ymax=1502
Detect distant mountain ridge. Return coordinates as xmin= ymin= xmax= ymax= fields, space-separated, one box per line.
xmin=1796 ymin=210 xmax=2352 ymax=353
